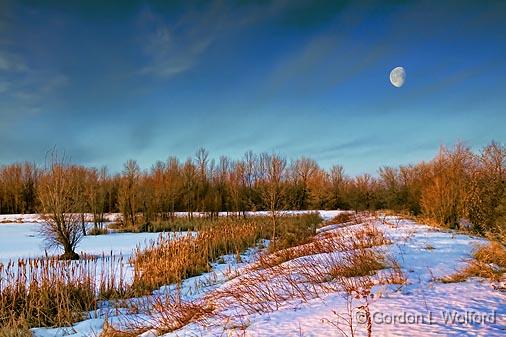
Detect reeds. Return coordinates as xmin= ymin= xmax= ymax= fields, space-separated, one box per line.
xmin=0 ymin=254 xmax=128 ymax=328
xmin=0 ymin=317 xmax=31 ymax=337
xmin=130 ymin=214 xmax=322 ymax=293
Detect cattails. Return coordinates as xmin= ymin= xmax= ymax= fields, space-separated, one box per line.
xmin=130 ymin=214 xmax=321 ymax=294
xmin=0 ymin=254 xmax=128 ymax=328
xmin=130 ymin=218 xmax=270 ymax=293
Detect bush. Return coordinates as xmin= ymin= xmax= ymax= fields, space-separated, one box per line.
xmin=328 ymin=212 xmax=353 ymax=225
xmin=269 ymin=213 xmax=322 ymax=251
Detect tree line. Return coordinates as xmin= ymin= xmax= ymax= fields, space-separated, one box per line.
xmin=0 ymin=142 xmax=505 ymax=236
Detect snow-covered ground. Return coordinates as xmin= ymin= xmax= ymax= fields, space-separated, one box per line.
xmin=25 ymin=216 xmax=505 ymax=337
xmin=0 ymin=213 xmax=122 ymax=224
xmin=0 ymin=222 xmax=178 ymax=264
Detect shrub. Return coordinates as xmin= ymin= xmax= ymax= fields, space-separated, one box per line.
xmin=328 ymin=212 xmax=354 ymax=225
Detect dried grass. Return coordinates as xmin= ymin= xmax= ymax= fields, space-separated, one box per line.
xmin=441 ymin=241 xmax=506 ymax=283
xmin=0 ymin=254 xmax=129 ymax=328
xmin=109 ymin=219 xmax=405 ymax=336
xmin=130 ymin=215 xmax=321 ymax=294
xmin=0 ymin=317 xmax=32 ymax=337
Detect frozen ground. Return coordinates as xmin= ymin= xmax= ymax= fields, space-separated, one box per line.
xmin=0 ymin=222 xmax=178 ymax=264
xmin=23 ymin=215 xmax=505 ymax=337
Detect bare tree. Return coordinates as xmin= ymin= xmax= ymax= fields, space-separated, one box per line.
xmin=85 ymin=167 xmax=108 ymax=232
xmin=259 ymin=153 xmax=287 ymax=241
xmin=118 ymin=160 xmax=141 ymax=227
xmin=165 ymin=157 xmax=182 ymax=221
xmin=37 ymin=152 xmax=83 ymax=260
xmin=182 ymin=158 xmax=197 ymax=219
xmin=195 ymin=148 xmax=210 ymax=213
xmin=290 ymin=157 xmax=318 ymax=209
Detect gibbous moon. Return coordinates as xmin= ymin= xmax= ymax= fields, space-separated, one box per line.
xmin=390 ymin=66 xmax=406 ymax=87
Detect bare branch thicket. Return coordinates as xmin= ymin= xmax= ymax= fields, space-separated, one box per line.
xmin=1 ymin=142 xmax=505 ymax=239
xmin=118 ymin=160 xmax=141 ymax=228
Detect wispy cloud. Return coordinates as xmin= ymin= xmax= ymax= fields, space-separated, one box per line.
xmin=0 ymin=52 xmax=28 ymax=72
xmin=135 ymin=1 xmax=295 ymax=79
xmin=0 ymin=9 xmax=68 ymax=119
xmin=137 ymin=4 xmax=224 ymax=78
xmin=0 ymin=52 xmax=68 ymax=124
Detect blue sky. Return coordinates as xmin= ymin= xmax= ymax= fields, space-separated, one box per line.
xmin=1 ymin=0 xmax=505 ymax=174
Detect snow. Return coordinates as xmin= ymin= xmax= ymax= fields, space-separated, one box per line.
xmin=2 ymin=213 xmax=504 ymax=336
xmin=156 ymin=218 xmax=504 ymax=337
xmin=0 ymin=213 xmax=122 ymax=224
xmin=0 ymin=222 xmax=181 ymax=264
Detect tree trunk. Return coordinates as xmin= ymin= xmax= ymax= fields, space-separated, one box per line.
xmin=81 ymin=213 xmax=86 ymax=236
xmin=271 ymin=212 xmax=276 ymax=243
xmin=61 ymin=242 xmax=79 ymax=260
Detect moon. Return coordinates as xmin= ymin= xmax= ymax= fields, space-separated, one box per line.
xmin=389 ymin=66 xmax=406 ymax=87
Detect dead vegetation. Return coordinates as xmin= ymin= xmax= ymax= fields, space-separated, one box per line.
xmin=130 ymin=219 xmax=268 ymax=293
xmin=0 ymin=214 xmax=321 ymax=331
xmin=130 ymin=214 xmax=321 ymax=294
xmin=327 ymin=212 xmax=354 ymax=225
xmin=255 ymin=222 xmax=390 ymax=269
xmin=0 ymin=254 xmax=128 ymax=329
xmin=0 ymin=317 xmax=32 ymax=337
xmin=330 ymin=250 xmax=386 ymax=278
xmin=106 ymin=218 xmax=405 ymax=337
xmin=441 ymin=241 xmax=506 ymax=283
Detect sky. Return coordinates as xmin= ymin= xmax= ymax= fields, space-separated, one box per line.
xmin=0 ymin=0 xmax=505 ymax=175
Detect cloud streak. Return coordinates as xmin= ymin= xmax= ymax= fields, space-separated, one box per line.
xmin=137 ymin=4 xmax=225 ymax=79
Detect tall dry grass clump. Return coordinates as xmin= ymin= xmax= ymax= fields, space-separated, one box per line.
xmin=0 ymin=317 xmax=32 ymax=337
xmin=131 ymin=214 xmax=322 ymax=293
xmin=0 ymin=255 xmax=128 ymax=329
xmin=442 ymin=241 xmax=506 ymax=283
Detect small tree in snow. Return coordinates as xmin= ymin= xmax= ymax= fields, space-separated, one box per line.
xmin=38 ymin=152 xmax=84 ymax=260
